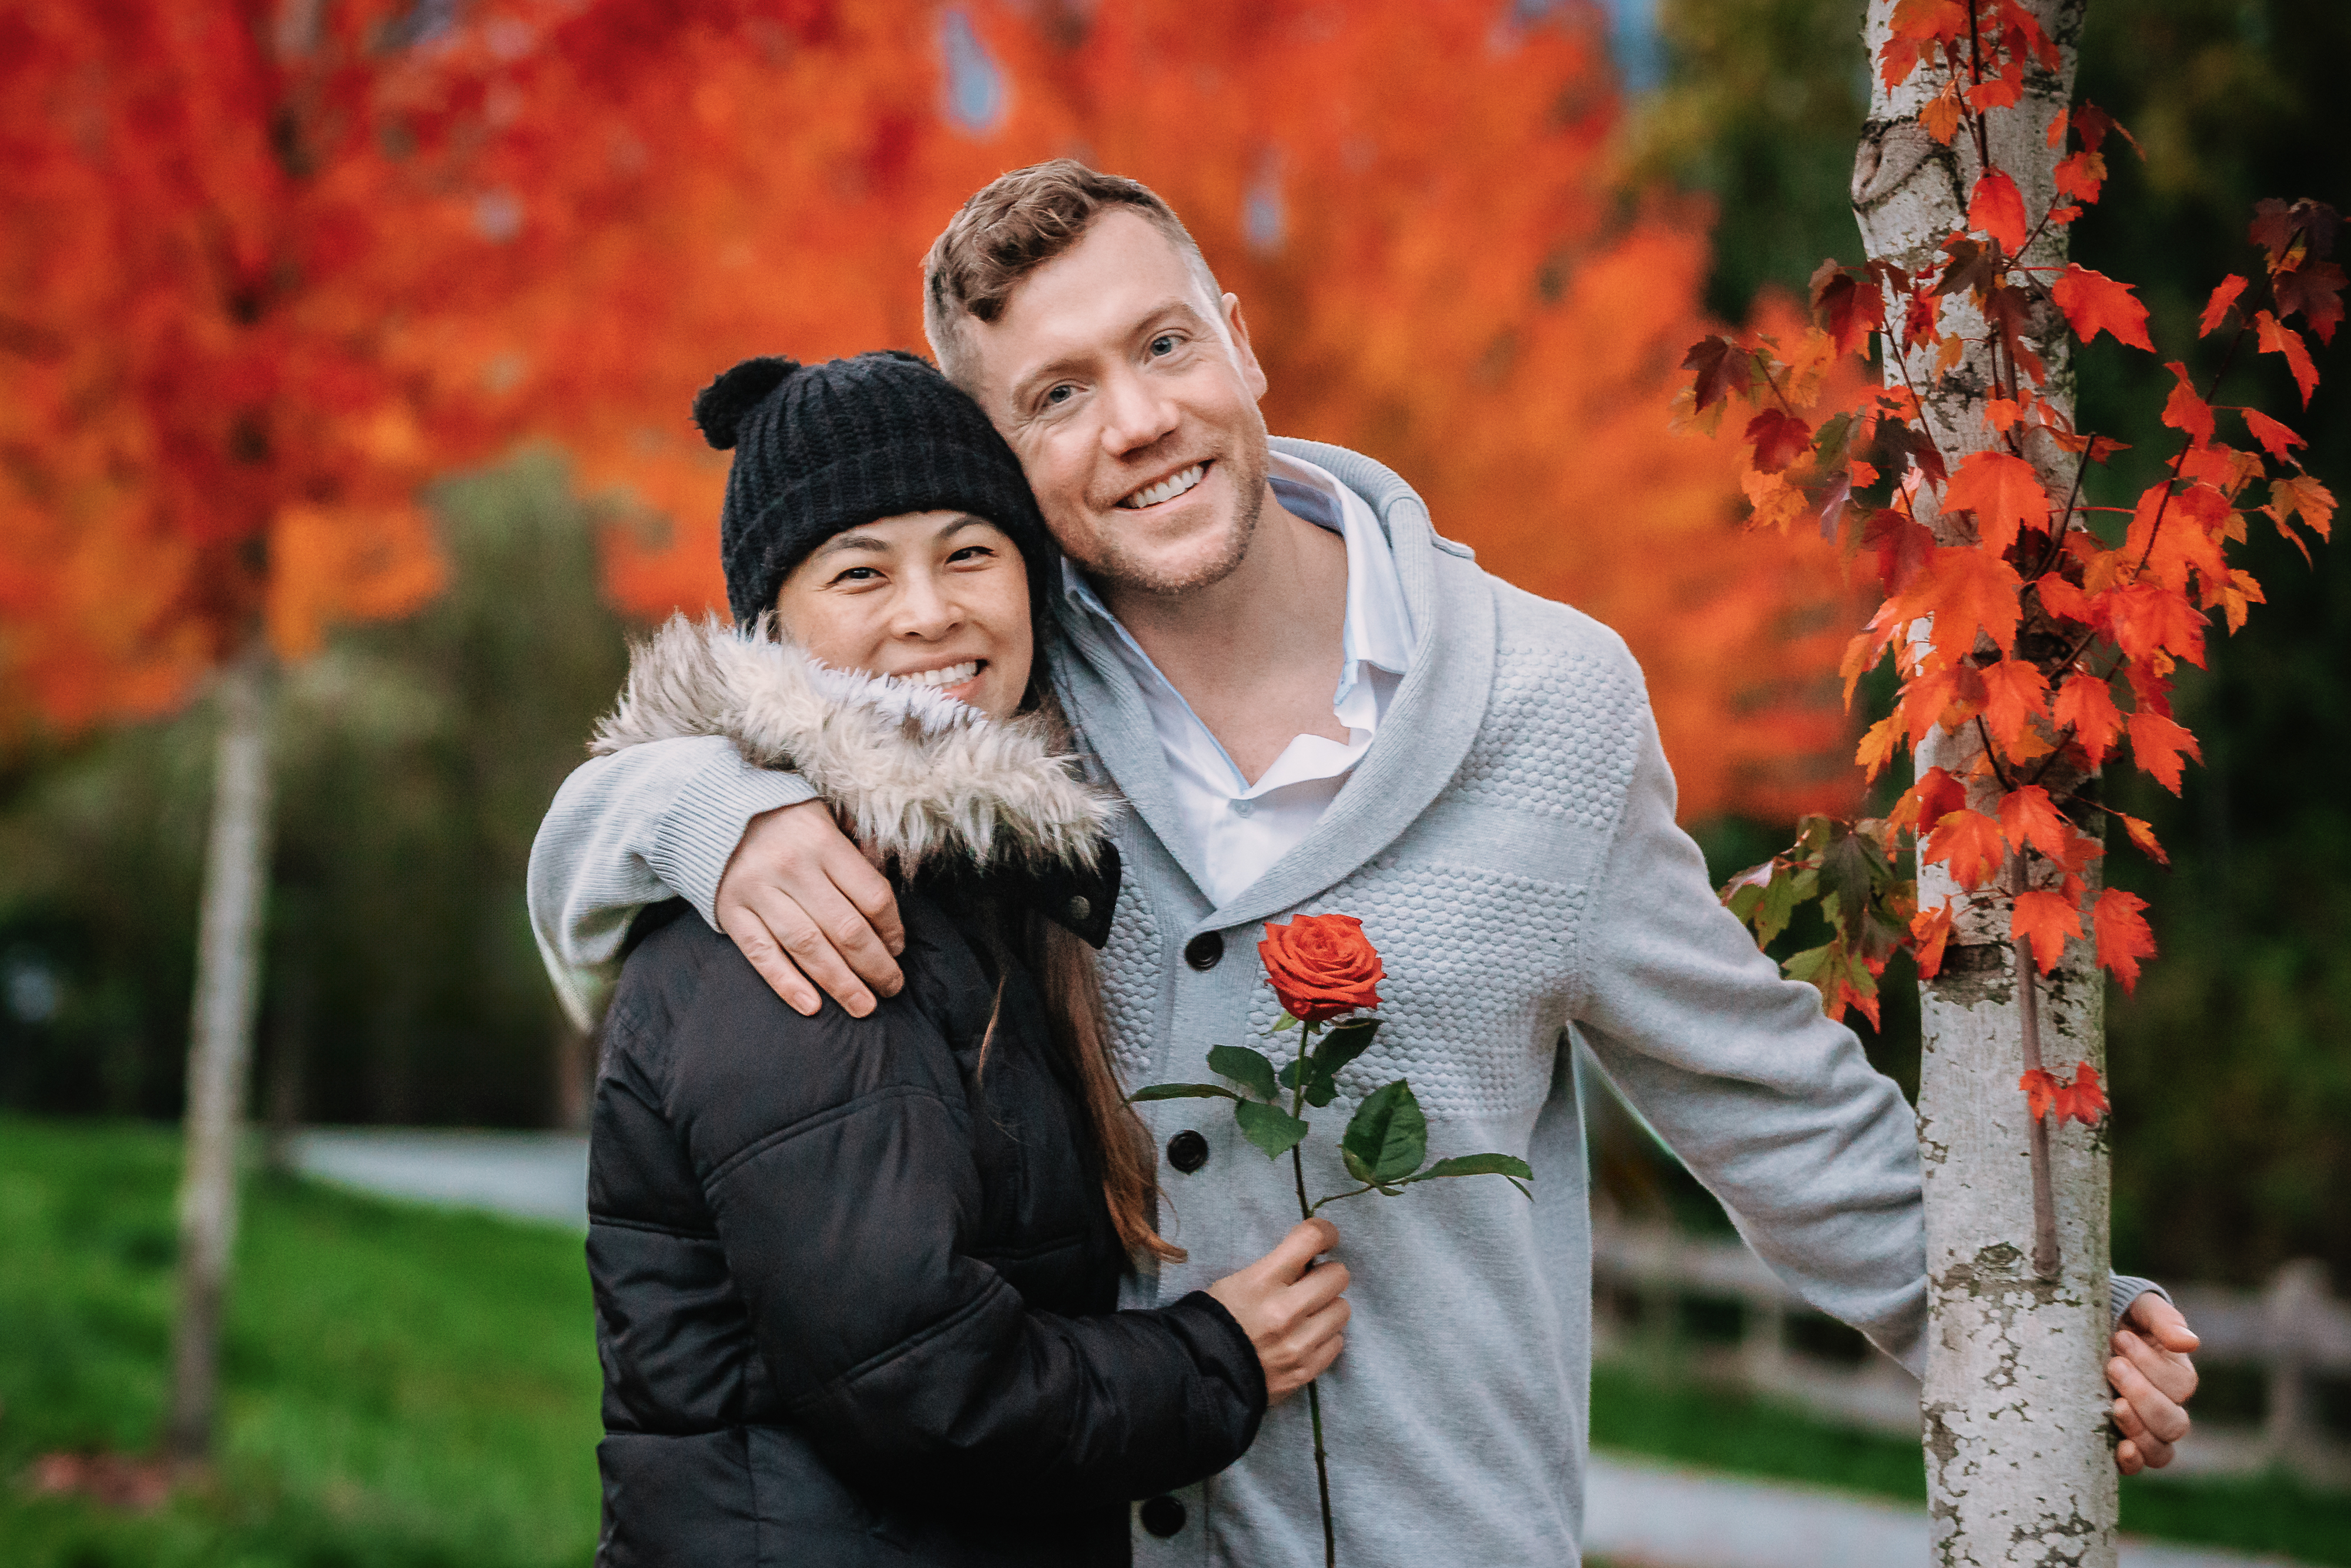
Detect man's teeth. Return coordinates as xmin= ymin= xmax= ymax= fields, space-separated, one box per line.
xmin=907 ymin=661 xmax=979 ymax=689
xmin=1118 ymin=463 xmax=1206 ymax=510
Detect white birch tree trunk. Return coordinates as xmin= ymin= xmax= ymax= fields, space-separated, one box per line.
xmin=167 ymin=648 xmax=276 ymax=1462
xmin=1850 ymin=3 xmax=2119 ymax=1562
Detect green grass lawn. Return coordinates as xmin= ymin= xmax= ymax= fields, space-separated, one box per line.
xmin=0 ymin=1116 xmax=601 ymax=1568
xmin=1591 ymin=1356 xmax=2351 ymax=1566
xmin=2 ymin=1115 xmax=2344 ymax=1566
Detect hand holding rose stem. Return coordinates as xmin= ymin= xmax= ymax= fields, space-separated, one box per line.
xmin=1133 ymin=915 xmax=1532 ymax=1567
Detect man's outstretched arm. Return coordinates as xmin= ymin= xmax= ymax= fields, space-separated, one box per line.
xmin=1572 ymin=671 xmax=2197 ymax=1469
xmin=527 ymin=735 xmax=905 ymax=1026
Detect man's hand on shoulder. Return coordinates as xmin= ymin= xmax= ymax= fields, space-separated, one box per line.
xmin=2109 ymin=1291 xmax=2200 ymax=1474
xmin=716 ymin=799 xmax=906 ymax=1018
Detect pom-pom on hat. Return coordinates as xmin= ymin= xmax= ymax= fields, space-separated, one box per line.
xmin=691 ymin=350 xmax=1056 ymax=627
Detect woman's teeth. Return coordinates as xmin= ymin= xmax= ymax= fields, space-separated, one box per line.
xmin=1118 ymin=463 xmax=1206 ymax=510
xmin=907 ymin=661 xmax=979 ymax=689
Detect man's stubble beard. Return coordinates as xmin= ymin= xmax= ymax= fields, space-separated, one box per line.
xmin=1077 ymin=436 xmax=1271 ymax=601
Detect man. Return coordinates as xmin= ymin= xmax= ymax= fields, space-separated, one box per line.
xmin=532 ymin=162 xmax=2199 ymax=1565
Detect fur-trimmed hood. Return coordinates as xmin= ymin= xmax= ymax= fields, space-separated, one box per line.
xmin=593 ymin=615 xmax=1116 ymax=875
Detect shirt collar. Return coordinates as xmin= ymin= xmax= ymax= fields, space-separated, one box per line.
xmin=1059 ymin=451 xmax=1416 ymax=701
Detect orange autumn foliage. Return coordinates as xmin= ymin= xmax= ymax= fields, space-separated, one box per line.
xmin=2 ymin=0 xmax=1867 ymax=824
xmin=506 ymin=1 xmax=1874 ymax=823
xmin=1702 ymin=0 xmax=2338 ymax=1028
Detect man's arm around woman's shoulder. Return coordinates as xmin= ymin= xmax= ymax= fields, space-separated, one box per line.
xmin=527 ymin=735 xmax=821 ymax=1030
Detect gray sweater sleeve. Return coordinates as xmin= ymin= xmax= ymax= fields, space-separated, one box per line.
xmin=526 ymin=736 xmax=817 ymax=1031
xmin=1573 ymin=693 xmax=1934 ymax=1371
xmin=1571 ymin=689 xmax=2168 ymax=1372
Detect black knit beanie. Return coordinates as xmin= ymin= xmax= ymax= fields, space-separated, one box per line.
xmin=691 ymin=350 xmax=1056 ymax=628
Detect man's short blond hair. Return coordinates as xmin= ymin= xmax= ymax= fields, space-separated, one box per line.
xmin=922 ymin=160 xmax=1223 ymax=388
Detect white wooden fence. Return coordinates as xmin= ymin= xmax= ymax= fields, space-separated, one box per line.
xmin=1589 ymin=1220 xmax=2351 ymax=1486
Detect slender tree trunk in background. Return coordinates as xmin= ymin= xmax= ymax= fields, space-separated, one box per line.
xmin=1851 ymin=4 xmax=2118 ymax=1562
xmin=168 ymin=649 xmax=276 ymax=1463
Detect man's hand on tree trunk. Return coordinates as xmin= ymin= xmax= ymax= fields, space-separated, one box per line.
xmin=2108 ymin=1292 xmax=2200 ymax=1473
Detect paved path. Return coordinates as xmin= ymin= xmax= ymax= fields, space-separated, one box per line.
xmin=287 ymin=1127 xmax=588 ymax=1229
xmin=286 ymin=1131 xmax=2322 ymax=1568
xmin=1584 ymin=1452 xmax=2316 ymax=1567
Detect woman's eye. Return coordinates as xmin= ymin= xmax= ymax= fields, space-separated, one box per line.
xmin=830 ymin=566 xmax=880 ymax=585
xmin=947 ymin=545 xmax=994 ymax=565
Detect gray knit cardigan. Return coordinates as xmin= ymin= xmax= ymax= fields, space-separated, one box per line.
xmin=527 ymin=437 xmax=2159 ymax=1568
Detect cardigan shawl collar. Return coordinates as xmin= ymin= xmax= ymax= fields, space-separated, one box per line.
xmin=1050 ymin=437 xmax=1498 ymax=933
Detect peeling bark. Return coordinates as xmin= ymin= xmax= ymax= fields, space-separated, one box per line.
xmin=167 ymin=651 xmax=276 ymax=1463
xmin=1853 ymin=2 xmax=2119 ymax=1562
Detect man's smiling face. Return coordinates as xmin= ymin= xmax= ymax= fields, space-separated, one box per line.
xmin=961 ymin=209 xmax=1272 ymax=597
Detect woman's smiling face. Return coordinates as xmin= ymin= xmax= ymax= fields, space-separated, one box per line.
xmin=771 ymin=510 xmax=1033 ymax=719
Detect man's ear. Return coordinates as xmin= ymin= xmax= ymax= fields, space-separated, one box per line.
xmin=1221 ymin=292 xmax=1271 ymax=403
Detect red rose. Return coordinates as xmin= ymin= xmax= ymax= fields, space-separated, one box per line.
xmin=1258 ymin=913 xmax=1385 ymax=1024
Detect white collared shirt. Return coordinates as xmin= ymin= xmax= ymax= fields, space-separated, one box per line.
xmin=1061 ymin=451 xmax=1416 ymax=907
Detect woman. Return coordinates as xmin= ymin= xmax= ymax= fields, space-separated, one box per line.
xmin=584 ymin=350 xmax=1349 ymax=1567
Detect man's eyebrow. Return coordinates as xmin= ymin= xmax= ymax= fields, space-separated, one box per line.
xmin=1008 ymin=297 xmax=1207 ymax=404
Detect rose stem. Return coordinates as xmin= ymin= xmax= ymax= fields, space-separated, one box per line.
xmin=1289 ymin=1019 xmax=1338 ymax=1568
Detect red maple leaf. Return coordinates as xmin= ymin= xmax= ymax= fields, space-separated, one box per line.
xmin=2160 ymin=362 xmax=2215 ymax=444
xmin=1683 ymin=336 xmax=1754 ymax=414
xmin=2012 ymin=887 xmax=2083 ymax=972
xmin=1746 ymin=407 xmax=1814 ymax=473
xmin=1855 ymin=715 xmax=1904 ymax=781
xmin=1925 ymin=808 xmax=2007 ymax=892
xmin=1809 ymin=261 xmax=1886 ymax=357
xmin=1968 ymin=170 xmax=2030 ymax=252
xmin=1920 ymin=82 xmax=1963 ymax=146
xmin=1943 ymin=450 xmax=2051 ymax=555
xmin=2255 ymin=311 xmax=2321 ymax=407
xmin=2269 ymin=475 xmax=2336 ymax=543
xmin=2126 ymin=708 xmax=2202 ymax=795
xmin=2019 ymin=1063 xmax=2109 ymax=1125
xmin=1978 ymin=660 xmax=2050 ymax=750
xmin=2052 ymin=264 xmax=2154 ymax=350
xmin=2034 ymin=571 xmax=2099 ymax=631
xmin=1911 ymin=899 xmax=1956 ymax=979
xmin=2199 ymin=274 xmax=2249 ymax=337
xmin=2275 ymin=257 xmax=2346 ymax=346
xmin=1898 ymin=765 xmax=1969 ymax=833
xmin=2051 ymin=147 xmax=2105 ymax=205
xmin=2093 ymin=888 xmax=2156 ymax=991
xmin=2105 ymin=579 xmax=2207 ymax=668
xmin=2241 ymin=408 xmax=2305 ymax=462
xmin=2115 ymin=811 xmax=2169 ymax=866
xmin=2051 ymin=674 xmax=2124 ymax=762
xmin=2020 ymin=1067 xmax=2065 ymax=1120
xmin=1997 ymin=783 xmax=2071 ymax=862
xmin=1913 ymin=545 xmax=2025 ymax=656
xmin=2063 ymin=1063 xmax=2109 ymax=1125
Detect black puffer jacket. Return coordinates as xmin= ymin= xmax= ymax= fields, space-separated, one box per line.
xmin=584 ymin=619 xmax=1265 ymax=1567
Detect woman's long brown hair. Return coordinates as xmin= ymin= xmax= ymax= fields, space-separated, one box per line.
xmin=1027 ymin=916 xmax=1184 ymax=1265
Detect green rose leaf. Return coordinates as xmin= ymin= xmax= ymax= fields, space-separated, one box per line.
xmin=1271 ymin=1012 xmax=1301 ymax=1033
xmin=1408 ymin=1152 xmax=1535 ymax=1200
xmin=1128 ymin=1083 xmax=1240 ymax=1103
xmin=1341 ymin=1079 xmax=1426 ymax=1185
xmin=1314 ymin=1018 xmax=1380 ymax=1076
xmin=1207 ymin=1044 xmax=1281 ymax=1103
xmin=1234 ymin=1099 xmax=1311 ymax=1160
